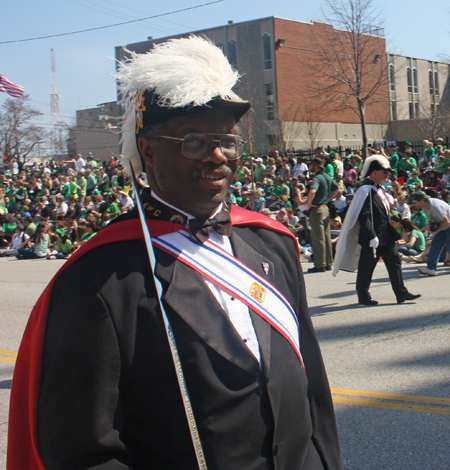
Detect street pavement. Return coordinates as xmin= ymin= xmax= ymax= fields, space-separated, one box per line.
xmin=1 ymin=256 xmax=449 ymax=469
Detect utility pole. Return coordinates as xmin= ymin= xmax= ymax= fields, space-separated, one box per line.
xmin=50 ymin=48 xmax=62 ymax=157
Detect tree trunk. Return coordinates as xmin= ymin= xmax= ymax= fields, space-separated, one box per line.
xmin=359 ymin=102 xmax=368 ymax=160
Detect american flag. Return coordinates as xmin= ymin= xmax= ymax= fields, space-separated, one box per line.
xmin=0 ymin=75 xmax=24 ymax=98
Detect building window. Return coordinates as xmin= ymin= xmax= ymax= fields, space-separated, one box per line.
xmin=352 ymin=134 xmax=356 ymax=140
xmin=413 ymin=68 xmax=418 ymax=93
xmin=434 ymin=70 xmax=439 ymax=95
xmin=228 ymin=39 xmax=237 ymax=69
xmin=389 ymin=63 xmax=395 ymax=92
xmin=409 ymin=102 xmax=419 ymax=119
xmin=429 ymin=70 xmax=434 ymax=94
xmin=262 ymin=34 xmax=272 ymax=70
xmin=390 ymin=101 xmax=397 ymax=121
xmin=344 ymin=134 xmax=348 ymax=140
xmin=264 ymin=83 xmax=274 ymax=121
xmin=215 ymin=41 xmax=224 ymax=51
xmin=407 ymin=67 xmax=412 ymax=93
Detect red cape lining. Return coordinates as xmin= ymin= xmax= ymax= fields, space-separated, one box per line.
xmin=7 ymin=207 xmax=297 ymax=470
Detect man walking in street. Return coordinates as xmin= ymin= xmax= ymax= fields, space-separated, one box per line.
xmin=333 ymin=155 xmax=420 ymax=305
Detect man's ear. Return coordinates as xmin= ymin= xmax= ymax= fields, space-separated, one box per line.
xmin=137 ymin=137 xmax=155 ymax=169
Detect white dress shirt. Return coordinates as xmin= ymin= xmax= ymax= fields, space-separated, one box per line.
xmin=151 ymin=191 xmax=261 ymax=364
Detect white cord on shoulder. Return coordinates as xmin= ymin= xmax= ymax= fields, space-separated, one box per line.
xmin=130 ymin=163 xmax=208 ymax=470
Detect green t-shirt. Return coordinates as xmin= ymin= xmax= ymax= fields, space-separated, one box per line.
xmin=254 ymin=164 xmax=266 ymax=183
xmin=324 ymin=164 xmax=335 ymax=179
xmin=62 ymin=183 xmax=71 ymax=199
xmin=407 ymin=177 xmax=422 ymax=186
xmin=105 ymin=202 xmax=120 ymax=216
xmin=2 ymin=222 xmax=17 ymax=235
xmin=236 ymin=167 xmax=249 ymax=183
xmin=278 ymin=184 xmax=290 ymax=197
xmin=55 ymin=227 xmax=66 ymax=237
xmin=57 ymin=239 xmax=72 ymax=254
xmin=310 ymin=172 xmax=338 ymax=206
xmin=425 ymin=148 xmax=435 ymax=160
xmin=411 ymin=211 xmax=428 ymax=230
xmin=398 ymin=157 xmax=417 ymax=172
xmin=390 ymin=153 xmax=399 ymax=175
xmin=77 ymin=177 xmax=87 ymax=196
xmin=410 ymin=229 xmax=425 ymax=252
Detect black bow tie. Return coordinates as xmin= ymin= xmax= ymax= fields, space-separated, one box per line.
xmin=188 ymin=209 xmax=232 ymax=243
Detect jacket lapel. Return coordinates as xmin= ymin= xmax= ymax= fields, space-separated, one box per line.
xmin=155 ymin=248 xmax=260 ymax=376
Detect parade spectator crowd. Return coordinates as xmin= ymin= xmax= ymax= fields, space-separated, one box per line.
xmin=1 ymin=138 xmax=450 ymax=274
xmin=0 ymin=154 xmax=134 ymax=259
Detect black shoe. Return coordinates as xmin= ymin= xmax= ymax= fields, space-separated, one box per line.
xmin=308 ymin=266 xmax=326 ymax=273
xmin=397 ymin=293 xmax=421 ymax=304
xmin=325 ymin=266 xmax=332 ymax=271
xmin=358 ymin=297 xmax=378 ymax=306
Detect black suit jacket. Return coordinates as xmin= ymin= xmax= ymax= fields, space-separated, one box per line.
xmin=37 ymin=222 xmax=340 ymax=470
xmin=358 ymin=183 xmax=399 ymax=247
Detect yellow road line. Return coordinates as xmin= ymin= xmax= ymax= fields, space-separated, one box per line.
xmin=0 ymin=350 xmax=18 ymax=357
xmin=333 ymin=396 xmax=450 ymax=415
xmin=331 ymin=387 xmax=450 ymax=406
xmin=0 ymin=357 xmax=16 ymax=363
xmin=0 ymin=350 xmax=18 ymax=363
xmin=0 ymin=354 xmax=449 ymax=414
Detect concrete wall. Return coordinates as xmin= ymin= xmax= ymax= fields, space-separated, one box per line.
xmin=75 ymin=131 xmax=120 ymax=163
xmin=389 ymin=55 xmax=450 ymax=120
xmin=282 ymin=121 xmax=388 ymax=149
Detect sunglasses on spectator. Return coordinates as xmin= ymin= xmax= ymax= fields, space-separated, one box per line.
xmin=155 ymin=133 xmax=245 ymax=160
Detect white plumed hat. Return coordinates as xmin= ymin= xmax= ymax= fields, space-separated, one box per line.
xmin=360 ymin=155 xmax=392 ymax=179
xmin=115 ymin=35 xmax=250 ymax=174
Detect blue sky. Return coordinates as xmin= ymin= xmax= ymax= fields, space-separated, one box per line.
xmin=1 ymin=0 xmax=449 ymax=146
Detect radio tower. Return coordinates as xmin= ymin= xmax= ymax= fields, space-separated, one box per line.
xmin=50 ymin=48 xmax=62 ymax=156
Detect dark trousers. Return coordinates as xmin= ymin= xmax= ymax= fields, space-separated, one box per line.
xmin=356 ymin=243 xmax=408 ymax=300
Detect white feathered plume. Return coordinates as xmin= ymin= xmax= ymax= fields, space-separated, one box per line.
xmin=115 ymin=35 xmax=242 ymax=174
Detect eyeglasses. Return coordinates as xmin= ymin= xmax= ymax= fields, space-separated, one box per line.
xmin=155 ymin=133 xmax=245 ymax=160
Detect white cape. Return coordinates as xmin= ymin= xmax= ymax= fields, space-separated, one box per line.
xmin=332 ymin=185 xmax=373 ymax=276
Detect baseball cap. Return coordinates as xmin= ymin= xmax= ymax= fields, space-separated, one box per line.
xmin=411 ymin=191 xmax=431 ymax=202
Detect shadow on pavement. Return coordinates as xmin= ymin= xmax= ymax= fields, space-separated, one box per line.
xmin=314 ymin=310 xmax=450 ymax=341
xmin=0 ymin=379 xmax=12 ymax=389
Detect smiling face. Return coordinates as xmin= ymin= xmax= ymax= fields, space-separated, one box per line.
xmin=139 ymin=109 xmax=240 ymax=218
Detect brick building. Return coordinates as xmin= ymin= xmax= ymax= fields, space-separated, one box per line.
xmin=115 ymin=16 xmax=390 ymax=152
xmin=114 ymin=16 xmax=450 ymax=151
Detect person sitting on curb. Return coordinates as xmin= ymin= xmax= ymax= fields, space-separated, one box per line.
xmin=411 ymin=191 xmax=450 ymax=276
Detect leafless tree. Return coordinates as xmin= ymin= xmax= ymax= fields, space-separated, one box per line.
xmin=414 ymin=103 xmax=450 ymax=142
xmin=0 ymin=95 xmax=45 ymax=164
xmin=298 ymin=101 xmax=325 ymax=151
xmin=236 ymin=76 xmax=261 ymax=155
xmin=308 ymin=0 xmax=389 ymax=158
xmin=267 ymin=102 xmax=305 ymax=152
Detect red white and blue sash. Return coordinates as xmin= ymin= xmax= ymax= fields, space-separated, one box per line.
xmin=153 ymin=229 xmax=304 ymax=369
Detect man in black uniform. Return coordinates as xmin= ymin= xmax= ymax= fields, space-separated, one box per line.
xmin=348 ymin=156 xmax=420 ymax=305
xmin=9 ymin=37 xmax=341 ymax=470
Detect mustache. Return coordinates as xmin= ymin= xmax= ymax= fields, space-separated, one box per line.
xmin=191 ymin=163 xmax=234 ymax=180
